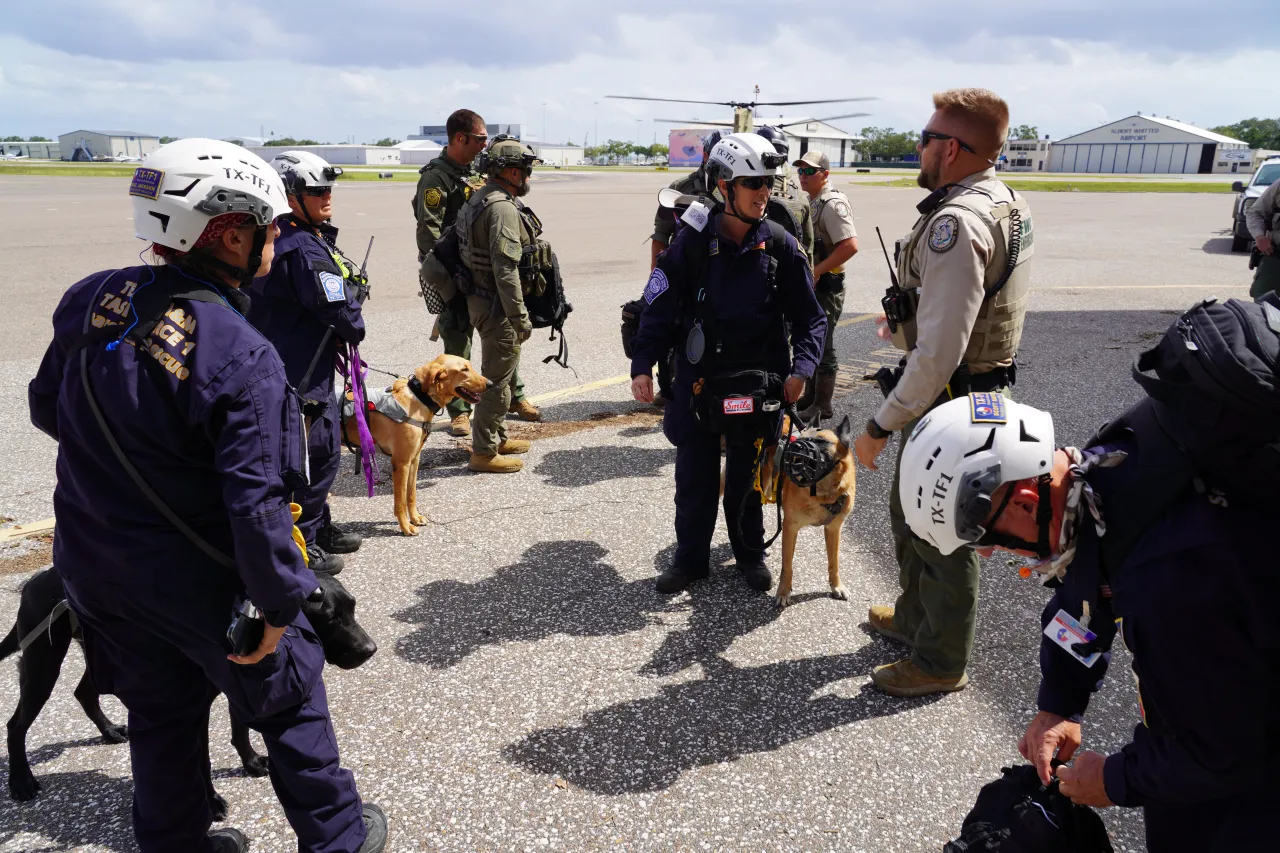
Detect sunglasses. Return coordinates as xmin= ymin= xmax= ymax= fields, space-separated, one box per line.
xmin=301 ymin=186 xmax=333 ymax=198
xmin=797 ymin=166 xmax=825 ymax=177
xmin=920 ymin=129 xmax=980 ymax=156
xmin=735 ymin=175 xmax=771 ymax=191
xmin=463 ymin=132 xmax=488 ymax=144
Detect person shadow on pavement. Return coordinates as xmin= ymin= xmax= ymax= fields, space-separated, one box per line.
xmin=533 ymin=445 xmax=676 ymax=488
xmin=0 ymin=769 xmax=136 ymax=852
xmin=392 ymin=540 xmax=681 ymax=669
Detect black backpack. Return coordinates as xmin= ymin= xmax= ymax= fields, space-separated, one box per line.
xmin=1090 ymin=293 xmax=1280 ymax=575
xmin=524 ymin=247 xmax=572 ymax=368
xmin=945 ymin=765 xmax=1114 ymax=853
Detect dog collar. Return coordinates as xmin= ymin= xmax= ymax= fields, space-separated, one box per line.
xmin=820 ymin=493 xmax=848 ymax=520
xmin=406 ymin=376 xmax=444 ymax=415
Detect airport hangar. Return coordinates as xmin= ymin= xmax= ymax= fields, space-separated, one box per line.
xmin=1048 ymin=114 xmax=1250 ymax=174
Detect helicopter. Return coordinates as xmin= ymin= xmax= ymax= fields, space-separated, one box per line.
xmin=605 ymin=86 xmax=876 ymax=134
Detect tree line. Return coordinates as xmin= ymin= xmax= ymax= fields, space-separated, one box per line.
xmin=584 ymin=139 xmax=668 ymax=161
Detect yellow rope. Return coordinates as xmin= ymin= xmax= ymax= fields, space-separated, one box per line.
xmin=752 ymin=437 xmax=781 ymax=504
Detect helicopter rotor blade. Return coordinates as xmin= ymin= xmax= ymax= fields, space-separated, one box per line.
xmin=653 ymin=118 xmax=735 ymax=126
xmin=606 ymin=95 xmax=735 ymax=107
xmin=775 ymin=112 xmax=871 ymax=129
xmin=752 ymin=97 xmax=879 ymax=107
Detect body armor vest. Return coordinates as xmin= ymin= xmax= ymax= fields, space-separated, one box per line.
xmin=456 ymin=183 xmax=541 ymax=295
xmin=894 ymin=182 xmax=1033 ymax=369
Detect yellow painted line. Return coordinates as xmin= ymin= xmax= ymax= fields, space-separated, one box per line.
xmin=837 ymin=312 xmax=878 ymax=328
xmin=0 ymin=517 xmax=56 ymax=543
xmin=526 ymin=373 xmax=631 ymax=405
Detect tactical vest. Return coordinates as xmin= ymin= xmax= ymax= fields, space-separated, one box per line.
xmin=456 ymin=183 xmax=541 ymax=295
xmin=810 ymin=188 xmax=850 ymax=269
xmin=895 ymin=182 xmax=1033 ymax=368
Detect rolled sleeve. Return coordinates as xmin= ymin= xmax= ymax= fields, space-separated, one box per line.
xmin=875 ymin=210 xmax=991 ymax=432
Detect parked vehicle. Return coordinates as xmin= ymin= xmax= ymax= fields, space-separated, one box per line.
xmin=1230 ymin=157 xmax=1280 ymax=252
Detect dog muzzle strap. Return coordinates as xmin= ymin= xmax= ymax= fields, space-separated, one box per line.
xmin=782 ymin=436 xmax=839 ymax=497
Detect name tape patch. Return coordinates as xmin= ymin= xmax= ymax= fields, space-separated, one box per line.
xmin=969 ymin=392 xmax=1007 ymax=424
xmin=643 ymin=268 xmax=669 ymax=304
xmin=319 ymin=271 xmax=346 ymax=303
xmin=128 ymin=167 xmax=164 ymax=201
xmin=723 ymin=397 xmax=754 ymax=415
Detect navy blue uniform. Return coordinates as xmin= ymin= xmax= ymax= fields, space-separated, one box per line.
xmin=247 ymin=214 xmax=366 ymax=545
xmin=1035 ymin=440 xmax=1276 ymax=852
xmin=630 ymin=215 xmax=825 ymax=570
xmin=29 ymin=264 xmax=366 ymax=852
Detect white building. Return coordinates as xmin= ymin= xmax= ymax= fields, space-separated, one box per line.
xmin=58 ymin=129 xmax=159 ymax=161
xmin=1 ymin=140 xmax=60 ymax=159
xmin=1049 ymin=115 xmax=1250 ymax=174
xmin=667 ymin=118 xmax=863 ymax=169
xmin=409 ymin=123 xmax=522 ymax=145
xmin=1001 ymin=137 xmax=1052 ymax=172
xmin=246 ymin=144 xmax=402 ymax=166
xmin=396 ymin=139 xmax=444 ymax=167
xmin=531 ymin=143 xmax=584 ymax=167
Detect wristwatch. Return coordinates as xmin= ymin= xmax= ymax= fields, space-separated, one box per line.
xmin=865 ymin=417 xmax=892 ymax=440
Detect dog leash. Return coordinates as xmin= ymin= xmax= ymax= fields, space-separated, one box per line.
xmin=15 ymin=566 xmax=81 ymax=652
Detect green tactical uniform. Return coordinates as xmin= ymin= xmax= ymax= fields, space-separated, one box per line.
xmin=879 ymin=170 xmax=1033 ymax=680
xmin=770 ymin=174 xmax=814 ymax=265
xmin=810 ymin=184 xmax=858 ymax=375
xmin=1246 ymin=178 xmax=1280 ymax=299
xmin=457 ymin=179 xmax=538 ymax=456
xmin=413 ymin=152 xmax=526 ymax=417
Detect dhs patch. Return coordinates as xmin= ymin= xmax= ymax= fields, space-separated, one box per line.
xmin=723 ymin=397 xmax=754 ymax=415
xmin=129 ymin=167 xmax=164 ymax=200
xmin=319 ymin=271 xmax=346 ymax=303
xmin=969 ymin=392 xmax=1007 ymax=424
xmin=643 ymin=268 xmax=669 ymax=304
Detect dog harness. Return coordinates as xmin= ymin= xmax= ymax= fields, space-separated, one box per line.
xmin=17 ymin=581 xmax=81 ymax=652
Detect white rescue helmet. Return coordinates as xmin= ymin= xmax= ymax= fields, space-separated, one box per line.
xmin=270 ymin=150 xmax=343 ymax=196
xmin=898 ymin=393 xmax=1056 ymax=555
xmin=129 ymin=138 xmax=287 ymax=253
xmin=706 ymin=132 xmax=787 ymax=185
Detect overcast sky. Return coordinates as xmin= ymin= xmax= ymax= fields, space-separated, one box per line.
xmin=2 ymin=2 xmax=1277 ymax=145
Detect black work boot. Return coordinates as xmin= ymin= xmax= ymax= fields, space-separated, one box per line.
xmin=360 ymin=803 xmax=388 ymax=853
xmin=655 ymin=565 xmax=709 ymax=594
xmin=738 ymin=562 xmax=773 ymax=592
xmin=307 ymin=546 xmax=344 ymax=576
xmin=318 ymin=522 xmax=362 ymax=554
xmin=800 ymin=372 xmax=837 ymax=424
xmin=208 ymin=828 xmax=249 ymax=853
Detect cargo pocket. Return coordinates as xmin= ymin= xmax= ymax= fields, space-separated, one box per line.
xmin=232 ymin=624 xmax=323 ymax=720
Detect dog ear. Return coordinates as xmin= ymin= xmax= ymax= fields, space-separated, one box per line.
xmin=835 ymin=414 xmax=853 ymax=450
xmin=421 ymin=361 xmax=444 ymax=391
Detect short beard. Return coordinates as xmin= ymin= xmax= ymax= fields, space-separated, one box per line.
xmin=514 ymin=174 xmax=531 ymax=197
xmin=917 ymin=162 xmax=940 ymax=190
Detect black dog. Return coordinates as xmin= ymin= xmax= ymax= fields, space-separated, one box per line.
xmin=3 ymin=568 xmax=376 ymax=817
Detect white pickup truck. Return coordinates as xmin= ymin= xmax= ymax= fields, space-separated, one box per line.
xmin=1231 ymin=157 xmax=1280 ymax=251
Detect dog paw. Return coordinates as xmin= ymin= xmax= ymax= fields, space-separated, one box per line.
xmin=400 ymin=524 xmax=419 ymax=536
xmin=410 ymin=512 xmax=427 ymax=525
xmin=9 ymin=772 xmax=41 ymax=802
xmin=775 ymin=592 xmax=792 ymax=608
xmin=243 ymin=754 xmax=270 ymax=778
xmin=830 ymin=584 xmax=849 ymax=601
xmin=101 ymin=724 xmax=129 ymax=744
xmin=210 ymin=791 xmax=229 ymax=822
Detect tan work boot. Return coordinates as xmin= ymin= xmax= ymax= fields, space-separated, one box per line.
xmin=868 ymin=605 xmax=913 ymax=646
xmin=498 ymin=438 xmax=531 ymax=454
xmin=449 ymin=413 xmax=470 ymax=437
xmin=871 ymin=659 xmax=968 ymax=697
xmin=509 ymin=398 xmax=542 ymax=422
xmin=468 ymin=453 xmax=523 ymax=473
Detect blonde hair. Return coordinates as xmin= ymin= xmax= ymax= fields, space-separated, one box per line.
xmin=932 ymin=88 xmax=1009 ymax=159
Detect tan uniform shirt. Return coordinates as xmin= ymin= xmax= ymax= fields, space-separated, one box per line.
xmin=875 ymin=168 xmax=1024 ymax=431
xmin=1245 ymin=179 xmax=1280 ymax=239
xmin=811 ymin=184 xmax=857 ymax=270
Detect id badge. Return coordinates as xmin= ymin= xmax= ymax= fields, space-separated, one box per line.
xmin=686 ymin=321 xmax=705 ymax=365
xmin=1043 ymin=608 xmax=1101 ymax=667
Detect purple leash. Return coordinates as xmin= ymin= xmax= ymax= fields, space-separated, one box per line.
xmin=339 ymin=342 xmax=379 ymax=497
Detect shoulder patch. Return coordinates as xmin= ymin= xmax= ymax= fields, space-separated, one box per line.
xmin=928 ymin=213 xmax=959 ymax=253
xmin=423 ymin=187 xmax=443 ymax=208
xmin=643 ymin=268 xmax=669 ymax=304
xmin=832 ymin=200 xmax=851 ymax=220
xmin=318 ymin=271 xmax=346 ymax=303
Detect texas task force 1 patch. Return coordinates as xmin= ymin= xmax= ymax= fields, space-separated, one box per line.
xmin=319 ymin=271 xmax=346 ymax=303
xmin=927 ymin=213 xmax=958 ymax=253
xmin=128 ymin=167 xmax=164 ymax=200
xmin=969 ymin=391 xmax=1007 ymax=424
xmin=643 ymin=268 xmax=669 ymax=304
xmin=423 ymin=187 xmax=443 ymax=208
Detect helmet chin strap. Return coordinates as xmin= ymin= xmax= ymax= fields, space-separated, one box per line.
xmin=976 ymin=475 xmax=1053 ymax=560
xmin=292 ymin=192 xmax=318 ymax=229
xmin=202 ymin=224 xmax=268 ymax=285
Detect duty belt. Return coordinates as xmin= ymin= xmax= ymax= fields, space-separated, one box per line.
xmin=937 ymin=362 xmax=1016 ymax=406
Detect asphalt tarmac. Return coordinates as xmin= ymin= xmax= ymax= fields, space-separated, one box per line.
xmin=0 ymin=171 xmax=1253 ymax=852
